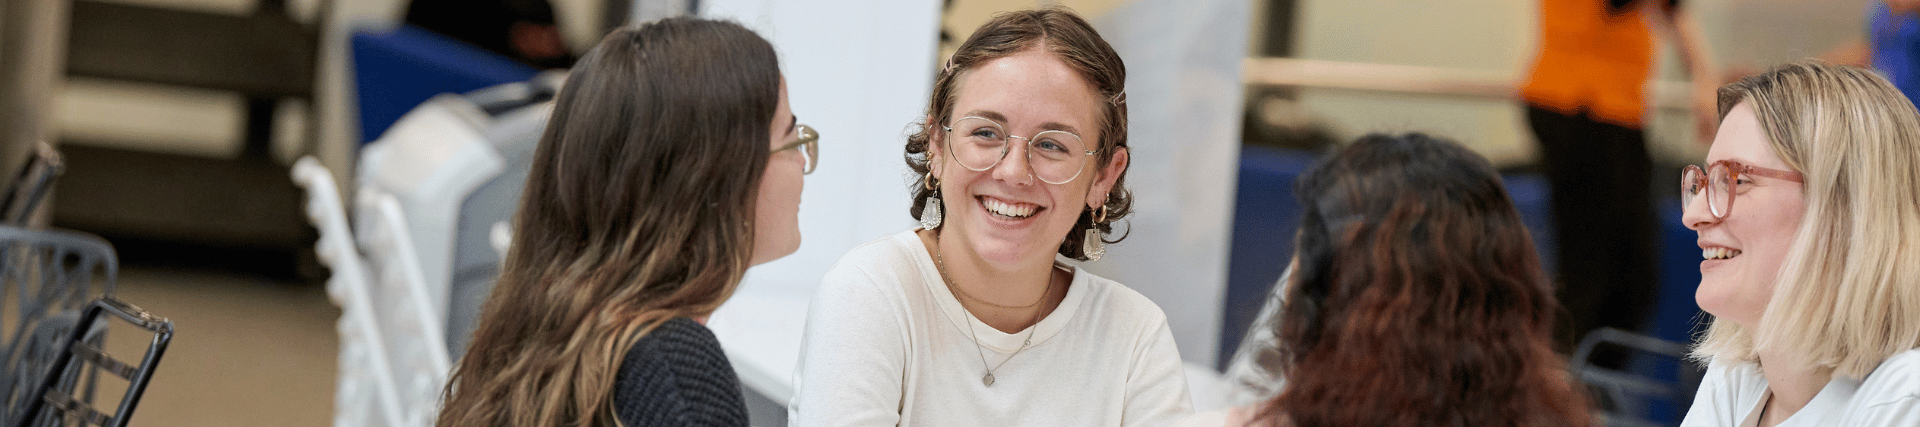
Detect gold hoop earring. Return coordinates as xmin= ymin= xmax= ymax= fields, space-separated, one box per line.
xmin=1082 ymin=204 xmax=1108 ymax=261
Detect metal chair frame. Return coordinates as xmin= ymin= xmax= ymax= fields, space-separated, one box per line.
xmin=1570 ymin=327 xmax=1700 ymax=427
xmin=0 ymin=227 xmax=116 ymax=425
xmin=14 ymin=297 xmax=171 ymax=427
xmin=0 ymin=141 xmax=63 ymax=226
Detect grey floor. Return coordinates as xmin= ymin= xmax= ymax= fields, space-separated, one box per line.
xmin=107 ymin=264 xmax=795 ymax=427
xmin=110 ymin=266 xmax=337 ymax=427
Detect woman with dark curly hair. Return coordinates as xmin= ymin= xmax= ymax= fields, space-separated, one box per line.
xmin=1193 ymin=133 xmax=1593 ymax=427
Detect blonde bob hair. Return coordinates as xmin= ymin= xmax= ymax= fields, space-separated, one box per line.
xmin=1691 ymin=61 xmax=1920 ymax=378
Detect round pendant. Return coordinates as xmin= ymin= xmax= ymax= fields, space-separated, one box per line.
xmin=982 ymin=373 xmax=995 ymax=386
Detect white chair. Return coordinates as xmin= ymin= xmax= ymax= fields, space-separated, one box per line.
xmin=294 ymin=158 xmax=448 ymax=427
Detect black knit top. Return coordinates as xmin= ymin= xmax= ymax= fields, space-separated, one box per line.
xmin=612 ymin=317 xmax=750 ymax=427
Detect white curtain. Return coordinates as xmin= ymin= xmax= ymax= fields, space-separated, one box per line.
xmin=1082 ymin=0 xmax=1249 ymax=367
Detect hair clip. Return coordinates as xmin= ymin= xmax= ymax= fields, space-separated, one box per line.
xmin=1108 ymin=90 xmax=1127 ymax=106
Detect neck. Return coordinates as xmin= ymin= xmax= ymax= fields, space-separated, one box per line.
xmin=919 ymin=229 xmax=1062 ymax=333
xmin=1755 ymin=348 xmax=1831 ymax=426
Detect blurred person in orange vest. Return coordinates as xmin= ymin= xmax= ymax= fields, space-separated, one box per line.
xmin=1521 ymin=0 xmax=1720 ymax=356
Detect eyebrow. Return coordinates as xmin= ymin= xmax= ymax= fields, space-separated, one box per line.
xmin=959 ymin=109 xmax=1082 ymax=135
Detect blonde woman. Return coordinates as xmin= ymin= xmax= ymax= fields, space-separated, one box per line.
xmin=436 ymin=18 xmax=817 ymax=426
xmin=1680 ymin=61 xmax=1920 ymax=426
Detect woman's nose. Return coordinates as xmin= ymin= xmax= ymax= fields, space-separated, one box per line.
xmin=991 ymin=139 xmax=1036 ymax=185
xmin=1680 ymin=188 xmax=1718 ymax=231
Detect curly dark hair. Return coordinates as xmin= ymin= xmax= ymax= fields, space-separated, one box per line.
xmin=904 ymin=6 xmax=1132 ymax=260
xmin=1261 ymin=133 xmax=1593 ymax=427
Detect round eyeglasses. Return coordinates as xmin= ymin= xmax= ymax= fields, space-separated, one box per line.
xmin=941 ymin=116 xmax=1098 ymax=185
xmin=774 ymin=124 xmax=819 ymax=174
xmin=1680 ymin=159 xmax=1803 ymax=219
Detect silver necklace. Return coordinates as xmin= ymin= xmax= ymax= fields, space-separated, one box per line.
xmin=934 ymin=248 xmax=1051 ymax=386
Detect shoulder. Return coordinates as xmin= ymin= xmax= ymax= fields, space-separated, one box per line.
xmin=1702 ymin=356 xmax=1765 ymax=389
xmin=614 ymin=318 xmax=747 ymax=426
xmin=820 ymin=230 xmax=926 ymax=286
xmin=1682 ymin=358 xmax=1768 ymax=426
xmin=815 ymin=230 xmax=934 ymax=307
xmin=1075 ymin=269 xmax=1171 ymax=325
xmin=833 ymin=230 xmax=924 ymax=267
xmin=1065 ymin=268 xmax=1177 ymax=350
xmin=1853 ymin=348 xmax=1920 ymax=409
xmin=630 ymin=317 xmax=724 ymax=355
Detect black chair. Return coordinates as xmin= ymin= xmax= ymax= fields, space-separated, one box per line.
xmin=14 ymin=297 xmax=171 ymax=427
xmin=1570 ymin=327 xmax=1702 ymax=427
xmin=0 ymin=227 xmax=116 ymax=425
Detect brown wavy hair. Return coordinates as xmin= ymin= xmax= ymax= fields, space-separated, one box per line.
xmin=1258 ymin=133 xmax=1592 ymax=427
xmin=904 ymin=6 xmax=1132 ymax=259
xmin=436 ymin=17 xmax=779 ymax=426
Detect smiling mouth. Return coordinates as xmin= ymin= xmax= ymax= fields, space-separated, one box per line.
xmin=980 ymin=197 xmax=1040 ymax=220
xmin=1703 ymin=247 xmax=1742 ymax=260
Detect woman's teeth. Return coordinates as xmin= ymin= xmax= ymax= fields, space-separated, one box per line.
xmin=1703 ymin=247 xmax=1742 ymax=260
xmin=982 ymin=198 xmax=1037 ymax=219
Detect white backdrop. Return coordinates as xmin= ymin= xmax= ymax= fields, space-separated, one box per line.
xmin=1087 ymin=0 xmax=1248 ymax=367
xmin=696 ymin=0 xmax=945 ymax=402
xmin=697 ymin=0 xmax=938 ymax=299
xmin=698 ymin=0 xmax=1247 ymax=402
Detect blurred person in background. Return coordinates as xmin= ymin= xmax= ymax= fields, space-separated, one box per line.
xmin=1186 ymin=133 xmax=1593 ymax=427
xmin=435 ymin=17 xmax=817 ymax=426
xmin=406 ymin=0 xmax=575 ymax=69
xmin=786 ymin=7 xmax=1192 ymax=426
xmin=1679 ymin=61 xmax=1920 ymax=426
xmin=1521 ymin=0 xmax=1722 ymax=353
xmin=1817 ymin=0 xmax=1920 ymax=104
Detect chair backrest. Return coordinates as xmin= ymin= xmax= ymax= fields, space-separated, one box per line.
xmin=294 ymin=157 xmax=449 ymax=427
xmin=1570 ymin=327 xmax=1700 ymax=427
xmin=0 ymin=227 xmax=116 ymax=424
xmin=13 ymin=297 xmax=171 ymax=427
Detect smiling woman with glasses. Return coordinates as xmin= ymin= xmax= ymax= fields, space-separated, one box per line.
xmin=1679 ymin=61 xmax=1920 ymax=427
xmin=788 ymin=6 xmax=1192 ymax=427
xmin=437 ymin=17 xmax=814 ymax=427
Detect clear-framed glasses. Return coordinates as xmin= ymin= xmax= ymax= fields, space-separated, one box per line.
xmin=1681 ymin=159 xmax=1803 ymax=219
xmin=774 ymin=124 xmax=819 ymax=174
xmin=941 ymin=116 xmax=1098 ymax=184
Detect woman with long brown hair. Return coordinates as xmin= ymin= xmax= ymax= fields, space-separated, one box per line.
xmin=1195 ymin=133 xmax=1592 ymax=427
xmin=787 ymin=6 xmax=1190 ymax=427
xmin=436 ymin=17 xmax=817 ymax=426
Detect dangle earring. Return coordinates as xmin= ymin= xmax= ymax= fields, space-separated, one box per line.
xmin=1082 ymin=205 xmax=1108 ymax=261
xmin=920 ymin=175 xmax=943 ymax=230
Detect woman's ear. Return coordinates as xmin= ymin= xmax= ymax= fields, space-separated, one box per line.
xmin=1088 ymin=147 xmax=1129 ymax=209
xmin=926 ymin=114 xmax=944 ymax=176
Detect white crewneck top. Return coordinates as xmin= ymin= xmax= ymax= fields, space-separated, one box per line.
xmin=1681 ymin=348 xmax=1920 ymax=426
xmin=788 ymin=229 xmax=1194 ymax=427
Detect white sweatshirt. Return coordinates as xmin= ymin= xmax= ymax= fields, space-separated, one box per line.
xmin=788 ymin=230 xmax=1194 ymax=427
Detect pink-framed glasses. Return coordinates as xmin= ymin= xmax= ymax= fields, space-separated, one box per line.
xmin=1681 ymin=159 xmax=1803 ymax=219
